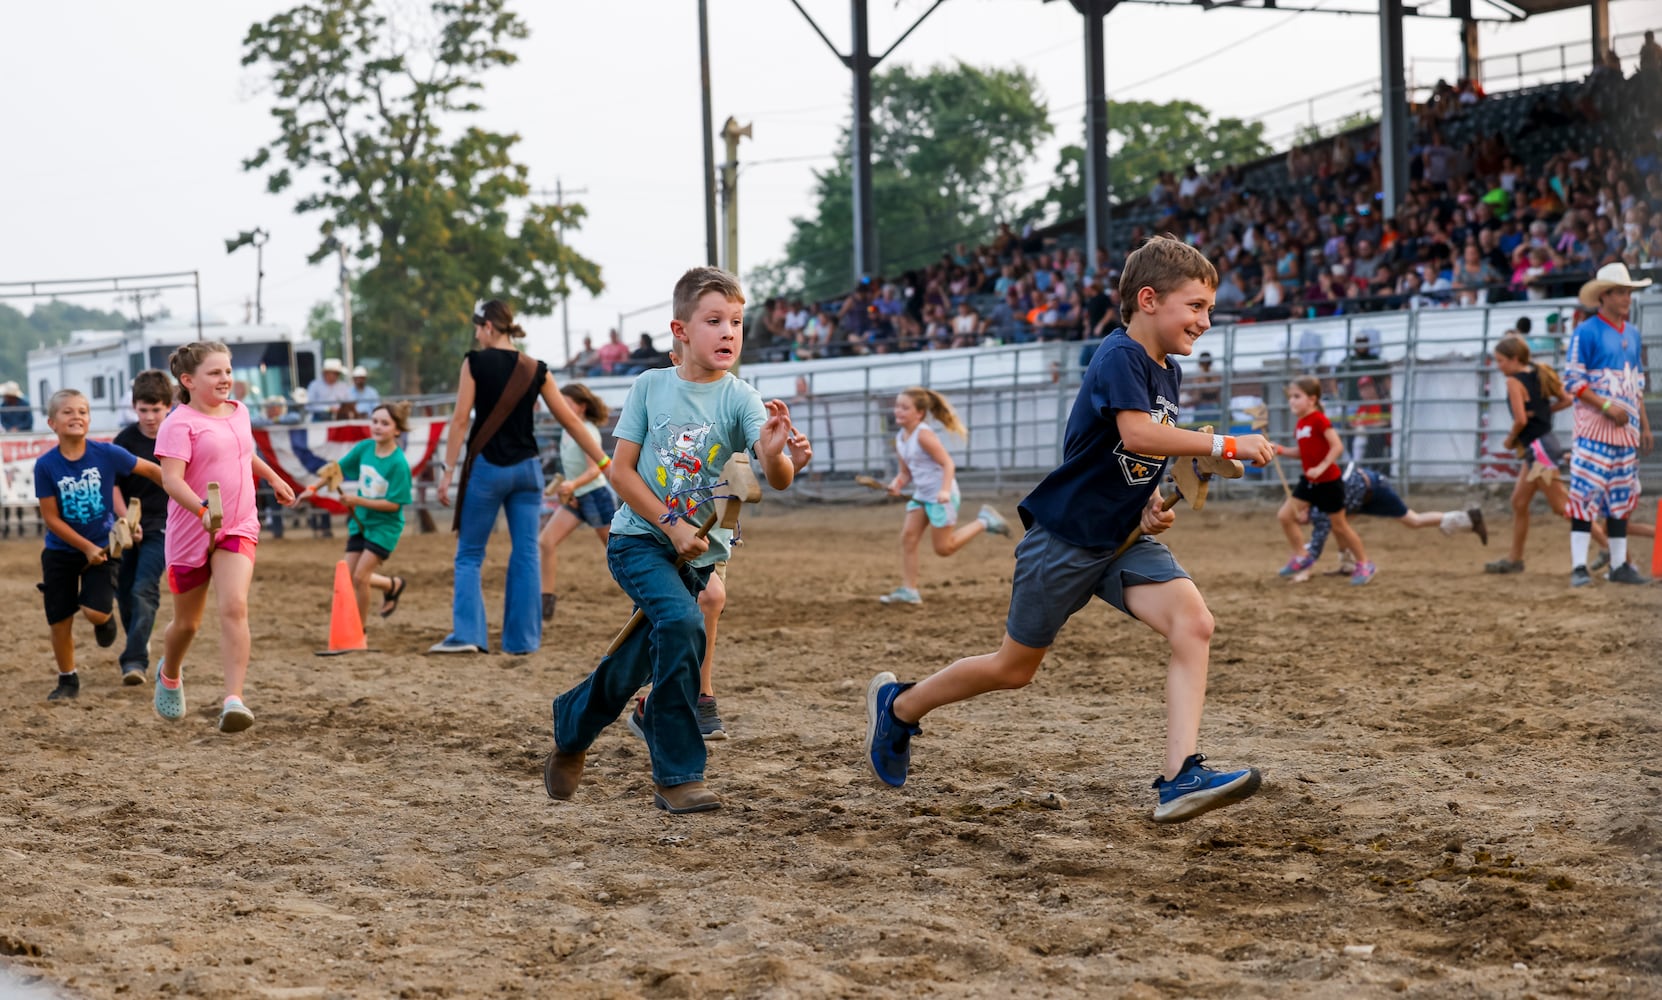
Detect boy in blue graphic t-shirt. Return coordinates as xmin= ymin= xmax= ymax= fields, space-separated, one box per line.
xmin=34 ymin=389 xmax=164 ymax=702
xmin=545 ymin=267 xmax=811 ymax=815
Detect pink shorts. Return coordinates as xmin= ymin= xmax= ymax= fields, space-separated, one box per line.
xmin=167 ymin=535 xmax=258 ymax=594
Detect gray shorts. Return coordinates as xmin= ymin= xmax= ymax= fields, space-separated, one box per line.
xmin=1005 ymin=521 xmax=1190 ymax=649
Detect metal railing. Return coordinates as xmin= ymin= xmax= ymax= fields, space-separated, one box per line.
xmin=4 ymin=297 xmax=1655 ymax=540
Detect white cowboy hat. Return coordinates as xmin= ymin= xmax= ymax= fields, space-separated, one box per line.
xmin=1579 ymin=262 xmax=1652 ymax=309
xmin=322 ymin=358 xmax=348 ymax=375
xmin=0 ymin=381 xmax=20 ymax=398
xmin=351 ymin=365 xmax=369 ymax=379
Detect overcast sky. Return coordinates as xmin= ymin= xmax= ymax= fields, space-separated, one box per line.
xmin=1 ymin=0 xmax=1650 ymax=370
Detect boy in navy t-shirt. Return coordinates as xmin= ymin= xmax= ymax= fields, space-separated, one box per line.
xmin=34 ymin=389 xmax=164 ymax=701
xmin=864 ymin=236 xmax=1279 ymax=824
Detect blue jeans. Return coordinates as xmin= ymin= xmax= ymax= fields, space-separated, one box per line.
xmin=116 ymin=536 xmax=165 ymax=670
xmin=446 ymin=455 xmax=544 ymax=653
xmin=552 ymin=533 xmax=711 ymax=787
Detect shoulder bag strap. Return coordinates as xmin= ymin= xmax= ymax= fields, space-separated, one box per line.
xmin=452 ymin=352 xmax=540 ymax=532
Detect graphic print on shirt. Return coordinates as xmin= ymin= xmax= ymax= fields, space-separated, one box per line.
xmin=357 ymin=464 xmax=389 ymax=500
xmin=1112 ymin=393 xmax=1179 ymax=486
xmin=649 ymin=416 xmax=722 ymax=519
xmin=56 ymin=468 xmax=106 ymax=523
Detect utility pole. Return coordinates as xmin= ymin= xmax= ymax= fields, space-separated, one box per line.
xmin=225 ymin=227 xmax=269 ymax=325
xmin=698 ymin=0 xmax=719 ymax=267
xmin=720 ymin=117 xmax=753 ymax=277
xmin=336 ymin=241 xmax=354 ymax=371
xmin=534 ymin=181 xmax=589 ymax=367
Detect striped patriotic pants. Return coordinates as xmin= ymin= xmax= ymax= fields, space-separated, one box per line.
xmin=1567 ymin=436 xmax=1640 ymax=521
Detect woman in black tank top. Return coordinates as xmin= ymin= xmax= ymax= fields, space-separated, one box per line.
xmin=429 ymin=299 xmax=613 ymax=655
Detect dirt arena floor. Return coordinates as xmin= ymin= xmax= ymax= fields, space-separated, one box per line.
xmin=2 ymin=492 xmax=1658 ymax=999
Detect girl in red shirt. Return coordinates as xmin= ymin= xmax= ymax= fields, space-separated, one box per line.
xmin=1274 ymin=376 xmax=1375 ymax=585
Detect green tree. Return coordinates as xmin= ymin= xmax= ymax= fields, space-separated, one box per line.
xmin=302 ymin=300 xmax=344 ymax=361
xmin=239 ymin=0 xmax=603 ymax=393
xmin=0 ymin=302 xmax=129 ymax=393
xmin=1030 ymin=100 xmax=1272 ymax=220
xmin=775 ymin=62 xmax=1053 ymax=299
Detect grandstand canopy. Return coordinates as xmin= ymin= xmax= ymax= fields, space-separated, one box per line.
xmin=1053 ymin=0 xmax=1592 ymax=21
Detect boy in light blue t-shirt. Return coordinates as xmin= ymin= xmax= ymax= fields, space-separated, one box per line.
xmin=546 ymin=267 xmax=810 ymax=814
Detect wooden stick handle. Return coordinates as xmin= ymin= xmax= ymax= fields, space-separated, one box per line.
xmin=1271 ymin=454 xmax=1293 ymax=499
xmin=1112 ymin=490 xmax=1182 ymax=560
xmin=602 ymin=508 xmax=721 ymax=656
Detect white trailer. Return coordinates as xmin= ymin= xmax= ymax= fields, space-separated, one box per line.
xmin=26 ymin=321 xmax=323 ymax=432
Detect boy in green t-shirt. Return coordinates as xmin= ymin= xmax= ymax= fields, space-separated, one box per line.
xmin=307 ymin=402 xmax=414 ymax=625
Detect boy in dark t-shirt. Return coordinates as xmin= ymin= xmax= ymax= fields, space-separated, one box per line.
xmin=35 ymin=389 xmax=164 ymax=701
xmin=112 ymin=370 xmax=174 ymax=684
xmin=864 ymin=236 xmax=1278 ymax=824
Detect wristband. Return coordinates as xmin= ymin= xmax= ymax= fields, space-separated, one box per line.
xmin=1210 ymin=434 xmax=1223 ymax=458
xmin=1601 ymin=400 xmax=1613 ymax=413
xmin=1210 ymin=434 xmax=1237 ymax=460
xmin=597 ymin=455 xmax=612 ymax=469
xmin=1575 ymin=385 xmax=1590 ymax=399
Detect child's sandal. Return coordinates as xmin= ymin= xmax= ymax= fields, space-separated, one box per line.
xmin=380 ymin=577 xmax=408 ymax=618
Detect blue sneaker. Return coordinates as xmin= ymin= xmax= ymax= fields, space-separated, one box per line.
xmin=1151 ymin=753 xmax=1262 ymax=823
xmin=153 ymin=663 xmax=186 ymax=723
xmin=865 ymin=672 xmax=921 ymax=787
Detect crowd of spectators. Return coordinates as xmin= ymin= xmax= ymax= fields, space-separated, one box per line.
xmin=734 ymin=46 xmax=1661 ymax=364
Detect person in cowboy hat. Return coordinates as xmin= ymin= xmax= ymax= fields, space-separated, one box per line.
xmin=0 ymin=380 xmax=33 ymax=433
xmin=1563 ymin=263 xmax=1653 ymax=586
xmin=305 ymin=358 xmax=355 ymax=421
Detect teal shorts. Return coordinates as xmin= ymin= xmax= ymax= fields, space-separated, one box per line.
xmin=906 ymin=485 xmax=961 ymax=528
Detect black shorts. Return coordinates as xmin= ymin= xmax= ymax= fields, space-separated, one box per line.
xmin=40 ymin=548 xmax=116 ymax=625
xmin=1294 ymin=476 xmax=1346 ymax=514
xmin=345 ymin=534 xmax=393 ymax=561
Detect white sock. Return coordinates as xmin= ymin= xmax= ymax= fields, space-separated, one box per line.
xmin=1570 ymin=531 xmax=1591 ymax=569
xmin=1609 ymin=538 xmax=1628 ymax=569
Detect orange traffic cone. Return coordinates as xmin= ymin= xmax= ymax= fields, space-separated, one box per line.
xmin=315 ymin=559 xmax=376 ymax=656
xmin=1652 ymin=498 xmax=1661 ymax=578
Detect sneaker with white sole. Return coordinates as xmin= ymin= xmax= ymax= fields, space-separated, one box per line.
xmin=625 ymin=696 xmax=647 ymax=741
xmin=153 ymin=665 xmax=186 ymax=722
xmin=878 ymin=587 xmax=921 ymax=605
xmin=865 ymin=671 xmax=921 ymax=787
xmin=1279 ymin=553 xmax=1315 ymax=577
xmin=977 ymin=505 xmax=1012 ymax=537
xmin=1570 ymin=565 xmax=1593 ymax=588
xmin=1151 ymin=753 xmax=1262 ymax=823
xmin=218 ymin=697 xmax=255 ymax=734
xmin=697 ymin=695 xmax=727 ymax=741
xmin=1350 ymin=560 xmax=1377 ymax=586
xmin=428 ymin=639 xmax=485 ymax=654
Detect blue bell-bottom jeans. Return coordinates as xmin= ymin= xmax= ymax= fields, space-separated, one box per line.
xmin=552 ymin=532 xmax=711 ymax=787
xmin=445 ymin=455 xmax=544 ymax=654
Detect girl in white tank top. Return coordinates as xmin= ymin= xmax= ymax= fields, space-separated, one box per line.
xmin=877 ymin=387 xmax=1014 ymax=605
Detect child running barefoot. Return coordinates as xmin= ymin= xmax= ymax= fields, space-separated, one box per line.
xmin=1274 ymin=376 xmax=1375 ymax=585
xmin=538 ymin=384 xmax=616 ymax=622
xmin=864 ymin=235 xmax=1277 ymax=823
xmin=877 ymin=387 xmax=1012 ymax=605
xmin=35 ymin=390 xmax=165 ymax=701
xmin=154 ymin=342 xmax=297 ymax=733
xmin=314 ymin=402 xmax=414 ymax=624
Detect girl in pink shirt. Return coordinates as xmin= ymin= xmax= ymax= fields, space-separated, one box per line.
xmin=153 ymin=342 xmax=296 ymax=733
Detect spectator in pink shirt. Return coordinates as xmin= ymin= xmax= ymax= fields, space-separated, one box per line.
xmin=595 ymin=329 xmax=630 ymax=375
